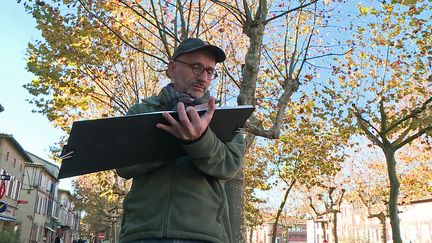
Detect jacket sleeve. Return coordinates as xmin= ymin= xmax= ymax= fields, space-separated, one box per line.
xmin=181 ymin=129 xmax=246 ymax=180
xmin=116 ymin=102 xmax=170 ymax=179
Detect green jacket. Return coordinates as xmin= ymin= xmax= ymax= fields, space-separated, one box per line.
xmin=116 ymin=95 xmax=245 ymax=243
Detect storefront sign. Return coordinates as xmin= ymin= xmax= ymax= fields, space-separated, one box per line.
xmin=0 ymin=202 xmax=7 ymax=213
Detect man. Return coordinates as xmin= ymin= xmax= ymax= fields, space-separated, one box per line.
xmin=116 ymin=38 xmax=246 ymax=243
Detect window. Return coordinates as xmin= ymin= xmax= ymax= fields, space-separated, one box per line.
xmin=13 ymin=159 xmax=16 ymax=167
xmin=6 ymin=152 xmax=9 ymax=161
xmin=6 ymin=176 xmax=14 ymax=197
xmin=11 ymin=178 xmax=17 ymax=200
xmin=14 ymin=181 xmax=21 ymax=200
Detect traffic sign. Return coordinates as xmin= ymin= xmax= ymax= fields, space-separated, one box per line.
xmin=0 ymin=181 xmax=6 ymax=199
xmin=0 ymin=202 xmax=7 ymax=213
xmin=0 ymin=174 xmax=10 ymax=181
xmin=97 ymin=232 xmax=105 ymax=240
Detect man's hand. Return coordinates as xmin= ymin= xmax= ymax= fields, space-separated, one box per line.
xmin=156 ymin=97 xmax=215 ymax=142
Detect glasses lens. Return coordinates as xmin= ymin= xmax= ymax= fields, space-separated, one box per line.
xmin=179 ymin=61 xmax=218 ymax=80
xmin=192 ymin=64 xmax=205 ymax=76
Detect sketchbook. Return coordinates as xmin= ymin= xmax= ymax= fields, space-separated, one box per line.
xmin=57 ymin=105 xmax=254 ymax=179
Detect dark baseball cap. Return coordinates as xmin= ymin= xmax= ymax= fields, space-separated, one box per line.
xmin=172 ymin=38 xmax=226 ymax=63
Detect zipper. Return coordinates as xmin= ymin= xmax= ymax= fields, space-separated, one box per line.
xmin=161 ymin=160 xmax=175 ymax=237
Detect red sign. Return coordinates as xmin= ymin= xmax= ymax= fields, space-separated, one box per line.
xmin=17 ymin=200 xmax=28 ymax=204
xmin=0 ymin=181 xmax=6 ymax=199
xmin=97 ymin=232 xmax=105 ymax=240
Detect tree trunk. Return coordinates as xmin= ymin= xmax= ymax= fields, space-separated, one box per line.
xmin=228 ymin=21 xmax=266 ymax=243
xmin=237 ymin=24 xmax=265 ymax=107
xmin=226 ymin=171 xmax=246 ymax=242
xmin=332 ymin=211 xmax=338 ymax=243
xmin=379 ymin=214 xmax=387 ymax=243
xmin=272 ymin=180 xmax=295 ymax=243
xmin=112 ymin=219 xmax=117 ymax=243
xmin=321 ymin=221 xmax=327 ymax=242
xmin=249 ymin=227 xmax=254 ymax=243
xmin=383 ymin=148 xmax=402 ymax=243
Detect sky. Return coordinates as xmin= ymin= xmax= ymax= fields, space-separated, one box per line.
xmin=0 ymin=1 xmax=72 ymax=190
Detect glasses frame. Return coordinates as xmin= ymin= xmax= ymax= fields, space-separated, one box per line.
xmin=174 ymin=59 xmax=219 ymax=80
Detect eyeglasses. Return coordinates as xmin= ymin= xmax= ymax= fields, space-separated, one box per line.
xmin=174 ymin=60 xmax=219 ymax=80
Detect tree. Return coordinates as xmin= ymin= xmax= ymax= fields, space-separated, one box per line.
xmin=73 ymin=171 xmax=130 ymax=242
xmin=327 ymin=1 xmax=432 ymax=242
xmin=210 ymin=1 xmax=348 ymax=239
xmin=21 ymin=0 xmax=349 ymax=241
xmin=354 ymin=160 xmax=391 ymax=243
xmin=306 ymin=176 xmax=346 ymax=243
xmin=264 ymin=94 xmax=351 ymax=243
xmin=243 ymin=142 xmax=270 ymax=242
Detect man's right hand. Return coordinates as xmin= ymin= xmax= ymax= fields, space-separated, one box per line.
xmin=156 ymin=96 xmax=215 ymax=142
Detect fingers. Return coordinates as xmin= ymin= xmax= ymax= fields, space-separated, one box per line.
xmin=186 ymin=106 xmax=201 ymax=123
xmin=156 ymin=98 xmax=215 ymax=141
xmin=201 ymin=96 xmax=215 ymax=124
xmin=156 ymin=122 xmax=176 ymax=135
xmin=177 ymin=102 xmax=193 ymax=131
xmin=161 ymin=111 xmax=180 ymax=126
xmin=156 ymin=112 xmax=183 ymax=139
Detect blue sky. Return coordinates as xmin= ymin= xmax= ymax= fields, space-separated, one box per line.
xmin=0 ymin=2 xmax=71 ymax=189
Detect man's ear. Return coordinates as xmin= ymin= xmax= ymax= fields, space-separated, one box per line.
xmin=167 ymin=61 xmax=176 ymax=79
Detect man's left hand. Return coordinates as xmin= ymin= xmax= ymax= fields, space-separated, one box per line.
xmin=156 ymin=97 xmax=216 ymax=142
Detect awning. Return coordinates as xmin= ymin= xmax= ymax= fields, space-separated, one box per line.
xmin=45 ymin=226 xmax=56 ymax=232
xmin=0 ymin=215 xmax=16 ymax=222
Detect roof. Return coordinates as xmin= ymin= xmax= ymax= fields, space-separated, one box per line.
xmin=0 ymin=133 xmax=32 ymax=162
xmin=26 ymin=151 xmax=59 ymax=179
xmin=58 ymin=188 xmax=73 ymax=197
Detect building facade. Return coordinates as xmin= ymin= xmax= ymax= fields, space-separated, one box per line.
xmin=250 ymin=220 xmax=307 ymax=243
xmin=1 ymin=133 xmax=81 ymax=242
xmin=56 ymin=189 xmax=80 ymax=243
xmin=16 ymin=152 xmax=59 ymax=243
xmin=307 ymin=199 xmax=432 ymax=243
xmin=0 ymin=134 xmax=30 ymax=230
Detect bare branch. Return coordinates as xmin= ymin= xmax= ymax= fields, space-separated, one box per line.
xmin=264 ymin=0 xmax=318 ymax=24
xmin=379 ymin=45 xmax=391 ymax=132
xmin=391 ymin=119 xmax=416 ymax=147
xmin=78 ymin=0 xmax=168 ymax=64
xmin=119 ymin=0 xmax=177 ymax=39
xmin=210 ymin=0 xmax=246 ymax=24
xmin=382 ymin=96 xmax=432 ymax=134
xmin=305 ymin=50 xmax=351 ymax=61
xmin=353 ymin=105 xmax=384 ymax=147
xmin=394 ymin=125 xmax=432 ymax=150
xmin=296 ymin=4 xmax=317 ymax=77
xmin=222 ymin=64 xmax=241 ymax=89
